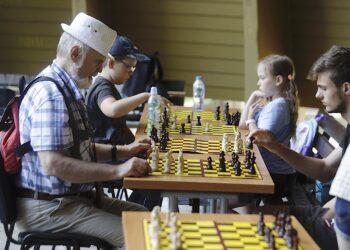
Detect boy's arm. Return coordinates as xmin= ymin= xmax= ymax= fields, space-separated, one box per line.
xmin=249 ymin=129 xmax=341 ymax=182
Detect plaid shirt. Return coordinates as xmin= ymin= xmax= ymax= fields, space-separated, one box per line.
xmin=17 ymin=61 xmax=94 ymax=194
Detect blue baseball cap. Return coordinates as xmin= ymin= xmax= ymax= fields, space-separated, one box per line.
xmin=108 ymin=35 xmax=150 ymax=63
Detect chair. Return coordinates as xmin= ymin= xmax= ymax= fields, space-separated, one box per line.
xmin=0 ymin=155 xmax=113 ymax=250
xmin=292 ymin=109 xmax=346 ymax=206
xmin=160 ymin=80 xmax=186 ymax=106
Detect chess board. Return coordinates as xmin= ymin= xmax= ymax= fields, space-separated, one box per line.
xmin=146 ymin=123 xmax=237 ymax=136
xmin=149 ymin=157 xmax=261 ymax=179
xmin=155 ymin=138 xmax=246 ymax=155
xmin=143 ymin=219 xmax=303 ymax=250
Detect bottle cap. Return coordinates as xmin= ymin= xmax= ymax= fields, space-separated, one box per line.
xmin=150 ymin=86 xmax=158 ymax=95
xmin=195 ymin=75 xmax=203 ymax=81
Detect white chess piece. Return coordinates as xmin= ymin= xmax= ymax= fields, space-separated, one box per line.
xmin=221 ymin=133 xmax=228 ymax=153
xmin=149 ymin=206 xmax=161 ymax=249
xmin=233 ymin=131 xmax=242 ymax=154
xmin=204 ymin=122 xmax=209 ymax=132
xmin=172 ymin=114 xmax=177 ymax=129
xmin=151 ymin=146 xmax=159 ymax=171
xmin=163 ymin=150 xmax=173 ymax=174
xmin=177 ymin=150 xmax=184 ymax=175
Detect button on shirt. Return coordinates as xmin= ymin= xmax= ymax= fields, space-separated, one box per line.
xmin=17 ymin=61 xmax=94 ymax=194
xmin=330 ymin=124 xmax=350 ymax=202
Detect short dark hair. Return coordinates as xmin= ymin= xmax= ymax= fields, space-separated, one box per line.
xmin=307 ymin=45 xmax=350 ymax=87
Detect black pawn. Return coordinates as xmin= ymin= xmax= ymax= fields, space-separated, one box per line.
xmin=247 ymin=137 xmax=254 ymax=150
xmin=207 ymin=156 xmax=213 ymax=170
xmin=250 ymin=164 xmax=256 ymax=175
xmin=187 ymin=114 xmax=191 ymax=123
xmin=234 ymin=161 xmax=241 ymax=176
xmin=215 ymin=106 xmax=220 ymax=120
xmin=150 ymin=125 xmax=159 ymax=143
xmin=257 ymin=212 xmax=265 ymax=235
xmin=219 ymin=151 xmax=226 ymax=172
xmin=196 ymin=116 xmax=201 ymax=126
xmin=180 ymin=123 xmax=186 ymax=133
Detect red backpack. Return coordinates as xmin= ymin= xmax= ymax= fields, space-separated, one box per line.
xmin=0 ymin=76 xmax=76 ymax=174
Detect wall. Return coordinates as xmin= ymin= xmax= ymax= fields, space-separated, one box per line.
xmin=0 ymin=0 xmax=71 ymax=76
xmin=109 ymin=0 xmax=245 ymax=100
xmin=290 ymin=0 xmax=350 ymax=107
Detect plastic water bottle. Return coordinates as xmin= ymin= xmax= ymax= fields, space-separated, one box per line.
xmin=193 ymin=75 xmax=205 ymax=111
xmin=147 ymin=87 xmax=160 ymax=136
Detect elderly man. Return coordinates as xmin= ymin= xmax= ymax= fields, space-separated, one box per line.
xmin=16 ymin=13 xmax=152 ymax=247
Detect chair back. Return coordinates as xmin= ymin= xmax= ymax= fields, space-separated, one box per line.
xmin=313 ymin=109 xmax=345 ymax=158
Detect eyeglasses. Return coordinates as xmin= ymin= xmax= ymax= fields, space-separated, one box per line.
xmin=119 ymin=60 xmax=136 ymax=74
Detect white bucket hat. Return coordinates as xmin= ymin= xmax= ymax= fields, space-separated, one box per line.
xmin=61 ymin=12 xmax=117 ymax=57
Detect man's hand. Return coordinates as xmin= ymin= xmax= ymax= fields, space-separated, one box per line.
xmin=116 ymin=157 xmax=152 ymax=177
xmin=248 ymin=129 xmax=279 ymax=152
xmin=126 ymin=138 xmax=152 ymax=158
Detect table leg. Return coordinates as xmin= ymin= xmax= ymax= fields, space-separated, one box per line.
xmin=220 ymin=198 xmax=228 ymax=213
xmin=168 ymin=195 xmax=178 ymax=212
xmin=208 ymin=199 xmax=216 ymax=213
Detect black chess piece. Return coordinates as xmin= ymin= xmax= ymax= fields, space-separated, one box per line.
xmin=234 ymin=111 xmax=241 ymax=126
xmin=247 ymin=137 xmax=254 ymax=150
xmin=150 ymin=125 xmax=159 ymax=143
xmin=219 ymin=151 xmax=226 ymax=172
xmin=231 ymin=152 xmax=238 ymax=164
xmin=225 ymin=113 xmax=232 ymax=125
xmin=264 ymin=227 xmax=272 ymax=243
xmin=159 ymin=133 xmax=168 ymax=150
xmin=215 ymin=106 xmax=220 ymax=120
xmin=269 ymin=234 xmax=276 ymax=250
xmin=234 ymin=161 xmax=241 ymax=176
xmin=249 ymin=164 xmax=256 ymax=175
xmin=187 ymin=114 xmax=191 ymax=123
xmin=180 ymin=123 xmax=186 ymax=133
xmin=207 ymin=156 xmax=213 ymax=170
xmin=257 ymin=212 xmax=265 ymax=235
xmin=196 ymin=116 xmax=201 ymax=126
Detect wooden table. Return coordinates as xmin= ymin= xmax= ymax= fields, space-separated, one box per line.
xmin=126 ymin=105 xmax=274 ymax=213
xmin=122 ymin=212 xmax=320 ymax=250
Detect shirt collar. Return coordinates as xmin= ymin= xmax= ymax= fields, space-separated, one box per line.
xmin=51 ymin=60 xmax=84 ymax=101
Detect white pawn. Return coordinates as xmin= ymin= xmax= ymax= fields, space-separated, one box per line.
xmin=163 ymin=150 xmax=173 ymax=174
xmin=204 ymin=122 xmax=210 ymax=132
xmin=170 ymin=231 xmax=181 ymax=250
xmin=233 ymin=131 xmax=242 ymax=154
xmin=221 ymin=133 xmax=228 ymax=153
xmin=151 ymin=146 xmax=159 ymax=172
xmin=177 ymin=150 xmax=184 ymax=175
xmin=172 ymin=114 xmax=177 ymax=129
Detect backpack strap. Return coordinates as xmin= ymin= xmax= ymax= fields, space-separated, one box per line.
xmin=16 ymin=76 xmax=80 ymax=159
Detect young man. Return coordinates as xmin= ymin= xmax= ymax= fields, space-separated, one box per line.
xmin=17 ymin=13 xmax=152 ymax=248
xmin=249 ymin=45 xmax=350 ymax=250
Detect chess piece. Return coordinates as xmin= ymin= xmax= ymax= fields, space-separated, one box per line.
xmin=225 ymin=113 xmax=231 ymax=125
xmin=234 ymin=161 xmax=241 ymax=176
xmin=257 ymin=212 xmax=265 ymax=236
xmin=180 ymin=123 xmax=186 ymax=133
xmin=233 ymin=131 xmax=243 ymax=154
xmin=150 ymin=125 xmax=159 ymax=143
xmin=215 ymin=106 xmax=220 ymax=120
xmin=159 ymin=135 xmax=167 ymax=150
xmin=204 ymin=122 xmax=209 ymax=132
xmin=196 ymin=116 xmax=201 ymax=126
xmin=171 ymin=120 xmax=177 ymax=130
xmin=219 ymin=151 xmax=226 ymax=172
xmin=221 ymin=133 xmax=228 ymax=153
xmin=207 ymin=156 xmax=213 ymax=170
xmin=187 ymin=114 xmax=191 ymax=123
xmin=151 ymin=146 xmax=159 ymax=171
xmin=247 ymin=137 xmax=254 ymax=150
xmin=177 ymin=150 xmax=184 ymax=175
xmin=149 ymin=206 xmax=161 ymax=250
xmin=163 ymin=150 xmax=173 ymax=173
